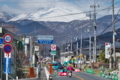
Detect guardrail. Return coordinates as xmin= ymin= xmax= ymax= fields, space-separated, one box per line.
xmin=44 ymin=67 xmax=50 ymax=80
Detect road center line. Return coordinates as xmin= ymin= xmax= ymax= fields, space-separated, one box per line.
xmin=73 ymin=73 xmax=84 ymax=80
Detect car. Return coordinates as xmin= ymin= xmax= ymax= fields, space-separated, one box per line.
xmin=52 ymin=62 xmax=63 ymax=70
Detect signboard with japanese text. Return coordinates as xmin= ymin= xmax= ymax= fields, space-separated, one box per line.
xmin=34 ymin=46 xmax=39 ymax=51
xmin=105 ymin=43 xmax=111 ymax=58
xmin=37 ymin=35 xmax=54 ymax=44
xmin=3 ymin=58 xmax=11 ymax=74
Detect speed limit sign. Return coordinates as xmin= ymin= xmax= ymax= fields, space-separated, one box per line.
xmin=51 ymin=44 xmax=56 ymax=51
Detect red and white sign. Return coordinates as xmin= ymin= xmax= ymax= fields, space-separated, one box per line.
xmin=51 ymin=44 xmax=56 ymax=51
xmin=58 ymin=72 xmax=62 ymax=75
xmin=4 ymin=53 xmax=11 ymax=58
xmin=105 ymin=42 xmax=111 ymax=58
xmin=60 ymin=72 xmax=68 ymax=76
xmin=3 ymin=33 xmax=13 ymax=43
xmin=74 ymin=69 xmax=80 ymax=72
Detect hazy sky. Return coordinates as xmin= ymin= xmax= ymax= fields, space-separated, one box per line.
xmin=0 ymin=0 xmax=120 ymax=18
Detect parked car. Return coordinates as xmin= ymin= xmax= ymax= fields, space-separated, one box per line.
xmin=52 ymin=62 xmax=63 ymax=70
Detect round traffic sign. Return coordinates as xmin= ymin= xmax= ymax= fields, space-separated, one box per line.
xmin=51 ymin=44 xmax=56 ymax=50
xmin=3 ymin=33 xmax=13 ymax=43
xmin=3 ymin=44 xmax=12 ymax=54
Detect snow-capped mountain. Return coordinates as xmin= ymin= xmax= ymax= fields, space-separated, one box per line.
xmin=9 ymin=7 xmax=89 ymax=22
xmin=0 ymin=12 xmax=14 ymax=22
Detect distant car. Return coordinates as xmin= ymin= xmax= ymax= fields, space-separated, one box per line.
xmin=52 ymin=62 xmax=63 ymax=70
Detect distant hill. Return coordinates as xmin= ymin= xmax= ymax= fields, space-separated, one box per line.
xmin=0 ymin=14 xmax=120 ymax=47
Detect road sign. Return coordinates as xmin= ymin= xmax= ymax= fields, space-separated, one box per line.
xmin=51 ymin=44 xmax=56 ymax=51
xmin=4 ymin=58 xmax=11 ymax=74
xmin=0 ymin=44 xmax=4 ymax=48
xmin=4 ymin=53 xmax=11 ymax=58
xmin=0 ymin=37 xmax=4 ymax=44
xmin=3 ymin=34 xmax=13 ymax=43
xmin=3 ymin=44 xmax=12 ymax=57
xmin=34 ymin=46 xmax=39 ymax=51
xmin=37 ymin=35 xmax=54 ymax=44
xmin=51 ymin=51 xmax=56 ymax=55
xmin=105 ymin=43 xmax=111 ymax=58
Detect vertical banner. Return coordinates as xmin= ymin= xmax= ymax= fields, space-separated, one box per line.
xmin=105 ymin=43 xmax=111 ymax=58
xmin=51 ymin=44 xmax=57 ymax=55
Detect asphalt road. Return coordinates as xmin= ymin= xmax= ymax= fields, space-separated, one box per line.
xmin=52 ymin=72 xmax=111 ymax=80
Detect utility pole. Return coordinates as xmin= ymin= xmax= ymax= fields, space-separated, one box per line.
xmin=112 ymin=0 xmax=116 ymax=69
xmin=30 ymin=36 xmax=33 ymax=67
xmin=71 ymin=36 xmax=72 ymax=51
xmin=80 ymin=25 xmax=83 ymax=55
xmin=0 ymin=24 xmax=3 ymax=80
xmin=88 ymin=11 xmax=92 ymax=68
xmin=76 ymin=37 xmax=78 ymax=56
xmin=90 ymin=1 xmax=99 ymax=62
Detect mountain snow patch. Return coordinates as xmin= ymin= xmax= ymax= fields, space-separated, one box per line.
xmin=9 ymin=7 xmax=89 ymax=22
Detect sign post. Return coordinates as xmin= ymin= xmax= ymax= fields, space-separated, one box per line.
xmin=51 ymin=44 xmax=56 ymax=62
xmin=3 ymin=33 xmax=13 ymax=80
xmin=105 ymin=43 xmax=111 ymax=58
xmin=3 ymin=44 xmax=12 ymax=80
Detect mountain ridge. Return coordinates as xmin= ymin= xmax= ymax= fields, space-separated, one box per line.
xmin=8 ymin=6 xmax=89 ymax=22
xmin=0 ymin=10 xmax=120 ymax=46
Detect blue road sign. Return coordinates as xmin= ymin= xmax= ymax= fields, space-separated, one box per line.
xmin=4 ymin=58 xmax=11 ymax=74
xmin=3 ymin=44 xmax=12 ymax=53
xmin=38 ymin=40 xmax=54 ymax=44
xmin=37 ymin=35 xmax=54 ymax=44
xmin=0 ymin=37 xmax=4 ymax=44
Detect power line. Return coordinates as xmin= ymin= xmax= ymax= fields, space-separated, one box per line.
xmin=100 ymin=9 xmax=120 ymax=35
xmin=97 ymin=0 xmax=106 ymax=6
xmin=27 ymin=6 xmax=120 ymax=38
xmin=99 ymin=0 xmax=110 ymax=7
xmin=30 ymin=6 xmax=120 ymax=21
xmin=9 ymin=0 xmax=120 ymax=22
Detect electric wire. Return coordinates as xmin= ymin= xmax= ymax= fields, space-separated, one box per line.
xmin=9 ymin=0 xmax=120 ymax=23
xmin=100 ymin=9 xmax=120 ymax=35
xmin=29 ymin=6 xmax=120 ymax=39
xmin=99 ymin=0 xmax=110 ymax=7
xmin=4 ymin=0 xmax=120 ymax=43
